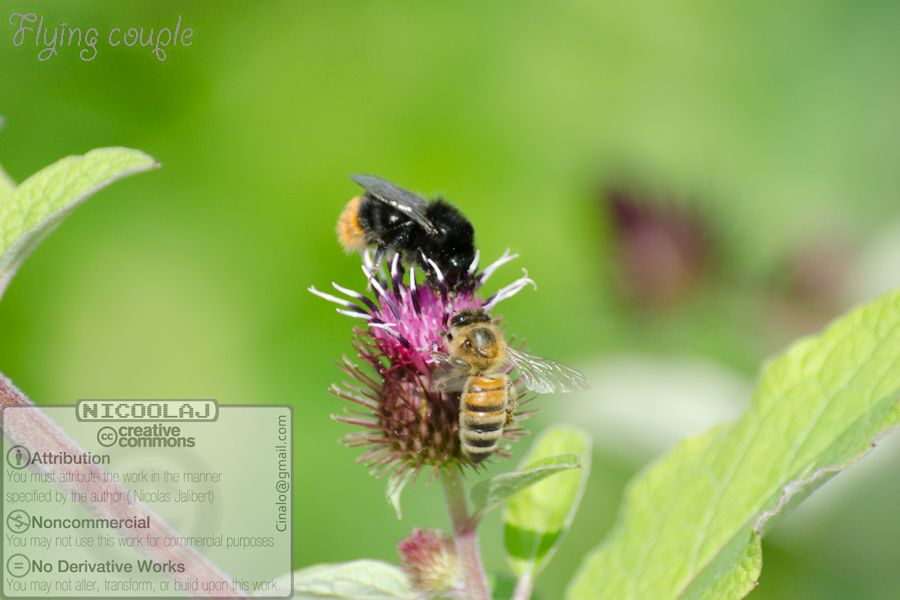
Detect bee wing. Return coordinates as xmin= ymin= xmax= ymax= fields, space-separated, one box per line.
xmin=505 ymin=345 xmax=590 ymax=394
xmin=430 ymin=361 xmax=469 ymax=393
xmin=349 ymin=174 xmax=438 ymax=236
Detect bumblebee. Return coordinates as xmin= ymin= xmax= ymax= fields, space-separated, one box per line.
xmin=433 ymin=308 xmax=590 ymax=463
xmin=337 ymin=174 xmax=476 ymax=291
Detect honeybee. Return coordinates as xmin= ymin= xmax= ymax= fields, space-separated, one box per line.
xmin=433 ymin=308 xmax=590 ymax=463
xmin=337 ymin=174 xmax=476 ymax=291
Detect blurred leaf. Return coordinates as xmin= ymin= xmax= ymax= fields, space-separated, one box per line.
xmin=488 ymin=571 xmax=519 ymax=600
xmin=504 ymin=427 xmax=591 ymax=582
xmin=386 ymin=469 xmax=414 ymax=520
xmin=266 ymin=560 xmax=416 ymax=599
xmin=0 ymin=147 xmax=157 ymax=300
xmin=0 ymin=164 xmax=14 ymax=202
xmin=567 ymin=290 xmax=900 ymax=600
xmin=471 ymin=452 xmax=582 ymax=522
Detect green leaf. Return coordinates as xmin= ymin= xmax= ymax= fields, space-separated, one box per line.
xmin=567 ymin=290 xmax=900 ymax=600
xmin=0 ymin=120 xmax=17 ymax=200
xmin=471 ymin=452 xmax=582 ymax=521
xmin=0 ymin=165 xmax=14 ymax=204
xmin=504 ymin=426 xmax=592 ymax=582
xmin=264 ymin=560 xmax=417 ymax=599
xmin=386 ymin=469 xmax=414 ymax=520
xmin=0 ymin=147 xmax=158 ymax=299
xmin=488 ymin=572 xmax=519 ymax=600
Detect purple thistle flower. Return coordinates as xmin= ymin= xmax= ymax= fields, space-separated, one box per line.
xmin=309 ymin=249 xmax=537 ymax=482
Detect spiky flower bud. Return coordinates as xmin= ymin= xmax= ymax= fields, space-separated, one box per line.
xmin=397 ymin=528 xmax=465 ymax=598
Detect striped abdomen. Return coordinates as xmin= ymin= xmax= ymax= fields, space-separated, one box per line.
xmin=459 ymin=375 xmax=514 ymax=463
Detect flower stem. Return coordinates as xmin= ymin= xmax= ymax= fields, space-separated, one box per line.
xmin=511 ymin=573 xmax=535 ymax=600
xmin=441 ymin=467 xmax=492 ymax=600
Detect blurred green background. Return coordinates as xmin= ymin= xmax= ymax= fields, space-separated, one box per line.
xmin=2 ymin=2 xmax=900 ymax=598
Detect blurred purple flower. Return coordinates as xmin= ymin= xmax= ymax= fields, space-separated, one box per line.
xmin=607 ymin=186 xmax=713 ymax=306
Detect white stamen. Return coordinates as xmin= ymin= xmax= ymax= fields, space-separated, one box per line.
xmin=360 ymin=249 xmax=387 ymax=286
xmin=361 ymin=248 xmax=374 ymax=271
xmin=336 ymin=309 xmax=374 ymax=319
xmin=479 ymin=248 xmax=518 ymax=284
xmin=370 ymin=277 xmax=388 ymax=298
xmin=371 ymin=322 xmax=400 ymax=337
xmin=467 ymin=249 xmax=481 ymax=276
xmin=308 ymin=286 xmax=365 ymax=311
xmin=427 ymin=258 xmax=449 ymax=305
xmin=370 ymin=277 xmax=403 ymax=321
xmin=426 ymin=258 xmax=446 ymax=286
xmin=331 ymin=282 xmax=368 ymax=302
xmin=390 ymin=253 xmax=401 ymax=282
xmin=483 ymin=268 xmax=536 ymax=311
xmin=376 ymin=257 xmax=388 ymax=282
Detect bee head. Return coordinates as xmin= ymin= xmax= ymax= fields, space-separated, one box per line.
xmin=463 ymin=328 xmax=500 ymax=359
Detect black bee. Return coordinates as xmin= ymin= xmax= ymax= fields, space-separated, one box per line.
xmin=337 ymin=174 xmax=476 ymax=291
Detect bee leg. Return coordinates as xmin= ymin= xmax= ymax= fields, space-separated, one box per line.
xmin=393 ymin=221 xmax=416 ymax=247
xmin=366 ymin=245 xmax=388 ymax=291
xmin=429 ymin=351 xmax=466 ymax=368
xmin=505 ymin=380 xmax=518 ymax=426
xmin=416 ymin=248 xmax=439 ymax=287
